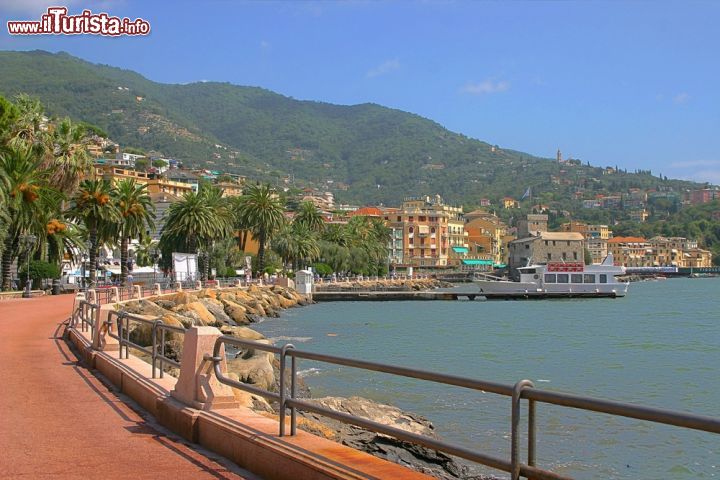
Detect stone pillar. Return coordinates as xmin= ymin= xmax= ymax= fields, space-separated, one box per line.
xmin=176 ymin=281 xmax=182 ymax=292
xmin=154 ymin=283 xmax=161 ymax=296
xmin=235 ymin=279 xmax=242 ymax=287
xmin=92 ymin=305 xmax=119 ymax=351
xmin=86 ymin=288 xmax=96 ymax=304
xmin=195 ymin=280 xmax=202 ymax=290
xmin=134 ymin=285 xmax=143 ymax=299
xmin=110 ymin=286 xmax=120 ymax=303
xmin=171 ymin=327 xmax=239 ymax=411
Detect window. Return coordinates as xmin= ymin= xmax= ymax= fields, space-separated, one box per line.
xmin=420 ymin=216 xmax=426 ymax=221
xmin=557 ymin=274 xmax=569 ymax=283
xmin=547 ymin=253 xmax=552 ymax=260
xmin=567 ymin=241 xmax=571 ymax=246
xmin=571 ymin=274 xmax=583 ymax=283
xmin=397 ymin=216 xmax=401 ymax=222
xmin=584 ymin=274 xmax=595 ymax=283
xmin=573 ymin=252 xmax=578 ymax=260
xmin=409 ymin=216 xmax=414 ymax=222
xmin=562 ymin=252 xmax=567 ymax=260
xmin=545 ymin=240 xmax=549 ymax=246
xmin=544 ymin=274 xmax=556 ymax=283
xmin=599 ymin=274 xmax=607 ymax=283
xmin=525 ymin=244 xmax=530 ymax=249
xmin=409 ymin=226 xmax=414 ymax=233
xmin=430 ymin=227 xmax=436 ymax=234
xmin=553 ymin=241 xmax=556 ymax=246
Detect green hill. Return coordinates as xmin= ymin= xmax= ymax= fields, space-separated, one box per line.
xmin=0 ymin=50 xmax=705 ymax=211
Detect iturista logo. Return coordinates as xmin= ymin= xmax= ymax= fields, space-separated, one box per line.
xmin=7 ymin=6 xmax=151 ymax=36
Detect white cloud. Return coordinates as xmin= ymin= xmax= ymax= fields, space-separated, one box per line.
xmin=461 ymin=79 xmax=510 ymax=95
xmin=666 ymin=160 xmax=720 ymax=185
xmin=673 ymin=92 xmax=690 ymax=104
xmin=366 ymin=59 xmax=400 ymax=78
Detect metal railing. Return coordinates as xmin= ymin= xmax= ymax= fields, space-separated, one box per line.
xmin=206 ymin=336 xmax=720 ymax=480
xmin=72 ymin=300 xmax=100 ymax=337
xmin=107 ymin=310 xmax=185 ymax=378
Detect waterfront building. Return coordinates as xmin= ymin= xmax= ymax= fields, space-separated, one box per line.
xmin=93 ymin=165 xmax=195 ymax=197
xmin=508 ymin=231 xmax=584 ymax=279
xmin=561 ymin=222 xmax=612 ymax=263
xmin=399 ymin=195 xmax=466 ymax=268
xmin=464 ymin=210 xmax=509 ymax=267
xmin=517 ymin=214 xmax=548 ymax=238
xmin=607 ymin=237 xmax=651 ymax=267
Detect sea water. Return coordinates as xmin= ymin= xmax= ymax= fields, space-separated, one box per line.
xmin=253 ymin=278 xmax=720 ymax=479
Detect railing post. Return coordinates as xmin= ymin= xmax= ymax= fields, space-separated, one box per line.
xmin=153 ymin=283 xmax=161 ymax=296
xmin=110 ymin=286 xmax=120 ymax=303
xmin=176 ymin=281 xmax=182 ymax=292
xmin=87 ymin=288 xmax=96 ymax=304
xmin=511 ymin=379 xmax=535 ymax=480
xmin=171 ymin=327 xmax=238 ymax=410
xmin=279 ymin=343 xmax=296 ymax=436
xmin=195 ymin=280 xmax=202 ymax=290
xmin=134 ymin=285 xmax=143 ymax=299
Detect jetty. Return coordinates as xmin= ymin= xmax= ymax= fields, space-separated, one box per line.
xmin=313 ymin=291 xmax=481 ymax=301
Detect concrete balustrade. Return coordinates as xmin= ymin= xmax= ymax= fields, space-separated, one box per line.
xmin=176 ymin=281 xmax=182 ymax=291
xmin=154 ymin=283 xmax=162 ymax=296
xmin=172 ymin=327 xmax=238 ymax=411
xmin=134 ymin=285 xmax=143 ymax=299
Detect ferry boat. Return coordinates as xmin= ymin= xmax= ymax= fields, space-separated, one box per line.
xmin=473 ymin=255 xmax=629 ymax=299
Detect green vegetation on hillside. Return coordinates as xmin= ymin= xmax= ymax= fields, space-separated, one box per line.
xmin=0 ymin=50 xmax=707 ymax=211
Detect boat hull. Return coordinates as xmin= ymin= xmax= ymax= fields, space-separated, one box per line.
xmin=474 ymin=280 xmax=628 ymax=299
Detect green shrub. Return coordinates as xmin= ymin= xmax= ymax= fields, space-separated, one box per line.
xmin=312 ymin=262 xmax=333 ymax=276
xmin=19 ymin=260 xmax=61 ymax=289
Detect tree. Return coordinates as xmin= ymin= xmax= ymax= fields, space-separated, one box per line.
xmin=272 ymin=223 xmax=319 ymax=271
xmin=113 ymin=179 xmax=155 ymax=285
xmin=159 ymin=186 xmax=232 ymax=281
xmin=134 ymin=158 xmax=150 ymax=171
xmin=294 ymin=201 xmax=325 ymax=232
xmin=236 ymin=184 xmax=285 ymax=275
xmin=68 ymin=178 xmax=119 ymax=287
xmin=0 ymin=146 xmax=58 ymax=290
xmin=152 ymin=159 xmax=167 ymax=169
xmin=48 ymin=117 xmax=93 ymax=195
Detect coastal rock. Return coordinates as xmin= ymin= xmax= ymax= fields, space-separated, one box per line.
xmin=222 ymin=299 xmax=250 ymax=325
xmin=173 ymin=301 xmax=215 ymax=325
xmin=226 ymin=342 xmax=275 ymax=391
xmin=200 ymin=297 xmax=233 ymax=325
xmin=298 ymin=396 xmax=478 ymax=480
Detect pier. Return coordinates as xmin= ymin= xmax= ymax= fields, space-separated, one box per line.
xmin=313 ymin=291 xmax=481 ymax=301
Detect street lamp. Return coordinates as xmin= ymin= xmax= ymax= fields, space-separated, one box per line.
xmin=20 ymin=233 xmax=37 ymax=298
xmin=151 ymin=247 xmax=159 ymax=285
xmin=80 ymin=253 xmax=88 ymax=291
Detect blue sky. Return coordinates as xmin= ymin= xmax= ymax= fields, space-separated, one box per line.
xmin=1 ymin=0 xmax=719 ymax=184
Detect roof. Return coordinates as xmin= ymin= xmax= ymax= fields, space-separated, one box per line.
xmin=538 ymin=232 xmax=584 ymax=241
xmin=349 ymin=207 xmax=383 ymax=217
xmin=607 ymin=236 xmax=647 ymax=244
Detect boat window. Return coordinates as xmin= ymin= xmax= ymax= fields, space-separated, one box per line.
xmin=599 ymin=274 xmax=608 ymax=283
xmin=571 ymin=274 xmax=583 ymax=283
xmin=544 ymin=274 xmax=556 ymax=283
xmin=557 ymin=274 xmax=569 ymax=283
xmin=584 ymin=274 xmax=595 ymax=283
xmin=524 ymin=269 xmax=536 ymax=274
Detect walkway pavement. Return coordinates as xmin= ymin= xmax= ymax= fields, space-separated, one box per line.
xmin=0 ymin=295 xmax=258 ymax=479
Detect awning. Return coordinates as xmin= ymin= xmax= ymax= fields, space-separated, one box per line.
xmin=462 ymin=259 xmax=493 ymax=265
xmin=452 ymin=246 xmax=469 ymax=253
xmin=494 ymin=263 xmax=507 ymax=268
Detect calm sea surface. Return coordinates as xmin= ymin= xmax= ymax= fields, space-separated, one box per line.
xmin=253 ymin=278 xmax=720 ymax=479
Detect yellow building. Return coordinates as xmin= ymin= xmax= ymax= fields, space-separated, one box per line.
xmin=464 ymin=211 xmax=509 ymax=267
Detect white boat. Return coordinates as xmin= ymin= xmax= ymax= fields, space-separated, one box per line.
xmin=474 ymin=255 xmax=629 ymax=299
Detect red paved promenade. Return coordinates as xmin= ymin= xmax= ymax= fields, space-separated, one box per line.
xmin=0 ymin=295 xmax=256 ymax=479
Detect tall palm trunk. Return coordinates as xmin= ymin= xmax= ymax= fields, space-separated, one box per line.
xmin=88 ymin=223 xmax=98 ymax=288
xmin=120 ymin=234 xmax=129 ymax=286
xmin=1 ymin=233 xmax=17 ymax=291
xmin=256 ymin=230 xmax=266 ymax=276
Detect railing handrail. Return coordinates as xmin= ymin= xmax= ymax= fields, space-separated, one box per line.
xmin=207 ymin=334 xmax=719 ymax=480
xmin=107 ymin=310 xmax=185 ymax=378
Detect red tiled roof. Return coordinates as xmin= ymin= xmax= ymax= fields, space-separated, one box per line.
xmin=348 ymin=207 xmax=383 ymax=217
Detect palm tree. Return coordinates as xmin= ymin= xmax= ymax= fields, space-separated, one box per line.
xmin=272 ymin=223 xmax=320 ymax=271
xmin=48 ymin=117 xmax=93 ymax=195
xmin=294 ymin=201 xmax=325 ymax=232
xmin=0 ymin=146 xmax=57 ymax=290
xmin=113 ymin=179 xmax=155 ymax=285
xmin=159 ymin=187 xmax=232 ymax=281
xmin=236 ymin=184 xmax=285 ymax=275
xmin=68 ymin=178 xmax=119 ymax=287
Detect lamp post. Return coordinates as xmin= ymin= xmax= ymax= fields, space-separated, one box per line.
xmin=20 ymin=233 xmax=37 ymax=298
xmin=151 ymin=247 xmax=159 ymax=285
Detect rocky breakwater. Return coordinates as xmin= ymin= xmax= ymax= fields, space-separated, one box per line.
xmin=119 ymin=285 xmax=310 ymax=387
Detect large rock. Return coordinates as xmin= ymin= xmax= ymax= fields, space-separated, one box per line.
xmin=226 ymin=339 xmax=275 ymax=391
xmin=200 ymin=298 xmax=233 ymax=325
xmin=298 ymin=396 xmax=482 ymax=480
xmin=221 ymin=299 xmax=249 ymax=325
xmin=173 ymin=301 xmax=215 ymax=325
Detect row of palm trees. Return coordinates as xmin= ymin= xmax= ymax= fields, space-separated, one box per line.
xmin=0 ymin=94 xmax=392 ymax=291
